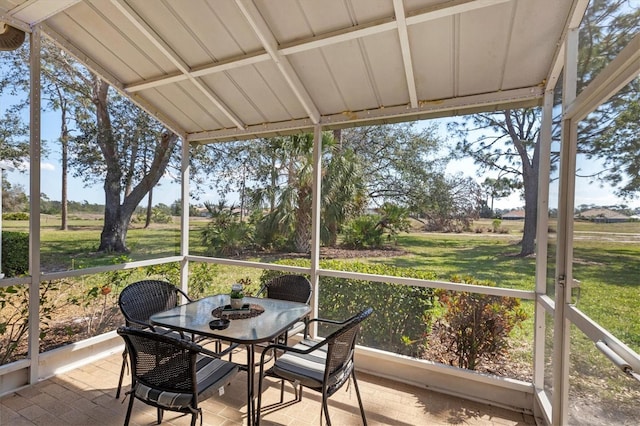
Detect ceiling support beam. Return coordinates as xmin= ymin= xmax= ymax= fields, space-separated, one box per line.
xmin=234 ymin=0 xmax=321 ymax=124
xmin=565 ymin=32 xmax=640 ymax=122
xmin=0 ymin=0 xmax=81 ymax=31
xmin=544 ymin=0 xmax=590 ymax=92
xmin=188 ymin=86 xmax=543 ymax=144
xmin=126 ymin=51 xmax=270 ymax=92
xmin=126 ymin=0 xmax=508 ymax=98
xmin=393 ymin=0 xmax=418 ymax=108
xmin=405 ymin=0 xmax=510 ymax=25
xmin=111 ymin=0 xmax=245 ymax=130
xmin=41 ymin=23 xmax=187 ymax=140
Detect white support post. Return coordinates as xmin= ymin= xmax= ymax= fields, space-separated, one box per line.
xmin=28 ymin=26 xmax=42 ymax=384
xmin=553 ymin=26 xmax=579 ymax=426
xmin=309 ymin=124 xmax=322 ymax=338
xmin=533 ymin=89 xmax=554 ymax=393
xmin=179 ymin=139 xmax=190 ymax=299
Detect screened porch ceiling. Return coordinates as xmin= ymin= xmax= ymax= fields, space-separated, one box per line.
xmin=0 ymin=0 xmax=580 ymax=143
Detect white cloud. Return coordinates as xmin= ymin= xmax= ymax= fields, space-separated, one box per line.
xmin=41 ymin=162 xmax=56 ymax=171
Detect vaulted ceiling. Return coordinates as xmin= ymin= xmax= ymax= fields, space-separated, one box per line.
xmin=0 ymin=0 xmax=581 ymax=143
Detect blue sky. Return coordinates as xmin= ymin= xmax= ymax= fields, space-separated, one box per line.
xmin=3 ymin=105 xmax=636 ymax=211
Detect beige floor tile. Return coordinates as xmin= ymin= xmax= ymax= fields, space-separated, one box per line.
xmin=1 ymin=352 xmax=535 ymax=426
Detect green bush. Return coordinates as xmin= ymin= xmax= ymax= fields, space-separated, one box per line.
xmin=342 ymin=215 xmax=384 ymax=248
xmin=261 ymin=260 xmax=436 ymax=356
xmin=200 ymin=202 xmax=254 ymax=256
xmin=434 ymin=275 xmax=527 ymax=370
xmin=150 ymin=207 xmax=173 ymax=224
xmin=133 ymin=207 xmax=173 ymax=224
xmin=2 ymin=232 xmax=29 ymax=277
xmin=3 ymin=212 xmax=29 ymax=220
xmin=142 ymin=261 xmax=221 ymax=300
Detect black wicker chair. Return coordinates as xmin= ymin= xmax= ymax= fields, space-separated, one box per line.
xmin=256 ymin=307 xmax=373 ymax=426
xmin=116 ymin=280 xmax=194 ymax=399
xmin=257 ymin=274 xmax=313 ymax=342
xmin=117 ymin=326 xmax=239 ymax=426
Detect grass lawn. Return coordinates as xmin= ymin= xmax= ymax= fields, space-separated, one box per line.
xmin=3 ymin=215 xmax=639 ymax=371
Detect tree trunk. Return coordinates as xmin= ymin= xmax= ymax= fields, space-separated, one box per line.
xmin=60 ymin=112 xmax=68 ymax=231
xmin=93 ymin=78 xmax=125 ymax=252
xmin=92 ymin=77 xmax=178 ymax=252
xmin=293 ymin=185 xmax=312 ymax=253
xmin=520 ymin=174 xmax=538 ymax=256
xmin=504 ymin=110 xmax=539 ymax=257
xmin=144 ymin=187 xmax=153 ymax=229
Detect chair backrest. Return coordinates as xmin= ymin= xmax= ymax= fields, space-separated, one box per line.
xmin=261 ymin=274 xmax=312 ymax=304
xmin=118 ymin=280 xmax=187 ymax=328
xmin=324 ymin=307 xmax=373 ymax=383
xmin=117 ymin=326 xmax=198 ymax=394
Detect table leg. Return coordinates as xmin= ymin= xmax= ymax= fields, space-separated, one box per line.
xmin=246 ymin=344 xmax=255 ymax=426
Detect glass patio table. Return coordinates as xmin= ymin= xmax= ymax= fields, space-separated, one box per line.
xmin=149 ymin=294 xmax=311 ymax=426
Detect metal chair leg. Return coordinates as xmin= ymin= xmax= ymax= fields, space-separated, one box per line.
xmin=352 ymin=372 xmax=367 ymax=425
xmin=116 ymin=349 xmax=128 ymax=398
xmin=322 ymin=394 xmax=332 ymax=426
xmin=123 ymin=392 xmax=135 ymax=426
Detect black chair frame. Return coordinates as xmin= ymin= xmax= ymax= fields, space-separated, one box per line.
xmin=117 ymin=326 xmax=238 ymax=426
xmin=257 ymin=274 xmax=313 ymax=344
xmin=256 ymin=307 xmax=373 ymax=426
xmin=116 ymin=279 xmax=193 ymax=399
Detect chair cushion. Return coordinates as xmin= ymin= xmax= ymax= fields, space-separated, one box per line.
xmin=135 ymin=356 xmax=238 ymax=410
xmin=271 ymin=339 xmax=351 ymax=391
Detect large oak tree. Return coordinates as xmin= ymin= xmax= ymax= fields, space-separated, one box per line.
xmin=450 ymin=0 xmax=639 ymax=256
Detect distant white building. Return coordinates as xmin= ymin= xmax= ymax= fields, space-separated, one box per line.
xmin=501 ymin=209 xmax=525 ymax=220
xmin=577 ymin=208 xmax=629 ymax=223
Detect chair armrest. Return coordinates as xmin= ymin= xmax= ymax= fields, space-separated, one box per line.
xmin=259 ymin=338 xmax=328 ymax=365
xmin=303 ymin=316 xmax=347 ymax=337
xmin=307 ymin=317 xmax=349 ymax=326
xmin=176 ymin=287 xmax=193 ymax=303
xmin=255 ymin=284 xmax=267 ymax=298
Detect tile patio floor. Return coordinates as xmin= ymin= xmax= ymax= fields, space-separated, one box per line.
xmin=0 ymin=352 xmax=537 ymax=425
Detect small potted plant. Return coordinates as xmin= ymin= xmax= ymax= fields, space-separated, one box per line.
xmin=230 ymin=283 xmax=244 ymax=309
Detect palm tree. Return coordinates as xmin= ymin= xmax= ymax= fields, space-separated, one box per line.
xmin=252 ymin=132 xmax=366 ymax=253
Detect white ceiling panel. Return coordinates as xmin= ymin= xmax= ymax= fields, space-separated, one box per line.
xmin=457 ymin=3 xmax=513 ymax=96
xmin=314 ymin=40 xmax=382 ymax=111
xmin=286 ymin=49 xmax=348 ymax=115
xmin=0 ymin=0 xmax=586 ymax=142
xmin=361 ymin=32 xmax=410 ymax=107
xmin=6 ymin=0 xmax=79 ymax=24
xmin=409 ymin=16 xmax=455 ymax=101
xmin=502 ymin=0 xmax=574 ymax=90
xmin=251 ymin=61 xmax=308 ymax=120
xmin=151 ymin=83 xmax=224 ymax=133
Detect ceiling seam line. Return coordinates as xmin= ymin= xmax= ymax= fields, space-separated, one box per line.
xmin=40 ymin=23 xmax=187 ymax=140
xmin=234 ymin=0 xmax=321 ymax=125
xmin=498 ymin=0 xmax=518 ymax=90
xmin=110 ymin=0 xmax=246 ymax=130
xmin=117 ymin=0 xmax=512 ymax=95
